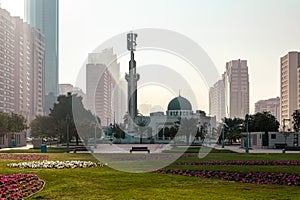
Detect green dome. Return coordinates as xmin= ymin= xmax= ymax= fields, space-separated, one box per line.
xmin=167 ymin=96 xmax=192 ymax=111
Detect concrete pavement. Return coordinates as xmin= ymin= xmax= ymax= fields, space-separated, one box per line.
xmin=1 ymin=142 xmax=299 ymax=154
xmin=0 ymin=143 xmax=33 ymax=151
xmin=214 ymin=144 xmax=300 ymax=153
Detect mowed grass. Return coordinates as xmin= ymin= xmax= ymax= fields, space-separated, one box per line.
xmin=0 ymin=150 xmax=300 ymax=199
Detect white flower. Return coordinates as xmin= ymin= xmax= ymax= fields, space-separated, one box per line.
xmin=7 ymin=160 xmax=107 ymax=169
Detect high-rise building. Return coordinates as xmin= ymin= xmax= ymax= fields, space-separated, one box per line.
xmin=209 ymin=79 xmax=225 ymax=122
xmin=24 ymin=0 xmax=59 ymax=114
xmin=0 ymin=8 xmax=45 ymax=121
xmin=0 ymin=8 xmax=15 ymax=114
xmin=59 ymin=84 xmax=74 ymax=95
xmin=280 ymin=51 xmax=300 ymax=130
xmin=86 ymin=48 xmax=125 ymax=125
xmin=223 ymin=59 xmax=249 ymax=119
xmin=13 ymin=16 xmax=45 ymax=120
xmin=255 ymin=97 xmax=280 ymax=121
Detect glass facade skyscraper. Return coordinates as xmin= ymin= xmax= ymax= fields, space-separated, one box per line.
xmin=24 ymin=0 xmax=59 ymax=114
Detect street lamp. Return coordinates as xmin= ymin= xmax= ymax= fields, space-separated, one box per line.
xmin=221 ymin=119 xmax=228 ymax=148
xmin=221 ymin=124 xmax=225 ymax=148
xmin=245 ymin=114 xmax=249 ymax=153
xmin=66 ymin=114 xmax=71 ymax=153
xmin=90 ymin=122 xmax=98 ymax=149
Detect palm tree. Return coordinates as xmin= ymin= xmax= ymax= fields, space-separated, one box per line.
xmin=135 ymin=115 xmax=151 ymax=144
xmin=176 ymin=118 xmax=198 ymax=145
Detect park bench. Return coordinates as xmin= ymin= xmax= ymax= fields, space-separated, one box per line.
xmin=283 ymin=146 xmax=300 ymax=153
xmin=130 ymin=147 xmax=150 ymax=154
xmin=73 ymin=146 xmax=92 ymax=153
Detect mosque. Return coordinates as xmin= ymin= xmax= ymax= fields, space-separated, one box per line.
xmin=118 ymin=32 xmax=216 ymax=144
xmin=119 ymin=95 xmax=216 ymax=144
xmin=144 ymin=95 xmax=216 ymax=143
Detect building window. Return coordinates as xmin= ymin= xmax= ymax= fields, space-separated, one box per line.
xmin=271 ymin=134 xmax=276 ymax=139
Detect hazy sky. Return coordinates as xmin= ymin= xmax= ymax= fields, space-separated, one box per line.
xmin=2 ymin=0 xmax=300 ymax=114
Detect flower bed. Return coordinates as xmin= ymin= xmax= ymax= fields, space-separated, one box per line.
xmin=7 ymin=160 xmax=106 ymax=169
xmin=176 ymin=160 xmax=300 ymax=166
xmin=155 ymin=169 xmax=300 ymax=186
xmin=0 ymin=174 xmax=44 ymax=199
xmin=0 ymin=154 xmax=48 ymax=161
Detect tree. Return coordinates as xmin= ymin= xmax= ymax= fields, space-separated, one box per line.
xmin=195 ymin=125 xmax=206 ymax=143
xmin=176 ymin=117 xmax=198 ymax=145
xmin=248 ymin=112 xmax=279 ymax=133
xmin=113 ymin=124 xmax=125 ymax=143
xmin=135 ymin=115 xmax=151 ymax=144
xmin=49 ymin=93 xmax=96 ymax=145
xmin=9 ymin=113 xmax=28 ymax=133
xmin=30 ymin=116 xmax=56 ymax=138
xmin=222 ymin=117 xmax=244 ymax=144
xmin=247 ymin=112 xmax=279 ymax=146
xmin=292 ymin=110 xmax=300 ymax=132
xmin=169 ymin=126 xmax=178 ymax=139
xmin=0 ymin=112 xmax=10 ymax=137
xmin=0 ymin=113 xmax=27 ymax=142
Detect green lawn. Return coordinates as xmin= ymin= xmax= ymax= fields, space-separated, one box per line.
xmin=0 ymin=150 xmax=300 ymax=199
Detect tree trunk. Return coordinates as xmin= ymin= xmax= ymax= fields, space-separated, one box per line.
xmin=76 ymin=134 xmax=79 ymax=146
xmin=186 ymin=134 xmax=190 ymax=145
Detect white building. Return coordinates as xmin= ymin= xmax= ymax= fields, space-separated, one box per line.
xmin=242 ymin=132 xmax=300 ymax=149
xmin=209 ymin=79 xmax=225 ymax=122
xmin=223 ymin=59 xmax=249 ymax=119
xmin=255 ymin=97 xmax=280 ymax=121
xmin=280 ymin=51 xmax=300 ymax=130
xmin=147 ymin=96 xmax=216 ymax=143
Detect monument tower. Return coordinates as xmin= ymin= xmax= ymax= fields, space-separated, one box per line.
xmin=125 ymin=32 xmax=140 ymax=131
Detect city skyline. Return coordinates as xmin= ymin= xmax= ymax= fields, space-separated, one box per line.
xmin=24 ymin=0 xmax=59 ymax=114
xmin=1 ymin=0 xmax=300 ymax=114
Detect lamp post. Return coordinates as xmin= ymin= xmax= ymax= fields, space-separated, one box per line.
xmin=90 ymin=122 xmax=98 ymax=148
xmin=66 ymin=114 xmax=71 ymax=153
xmin=245 ymin=114 xmax=249 ymax=153
xmin=222 ymin=122 xmax=225 ymax=148
xmin=221 ymin=119 xmax=228 ymax=148
xmin=94 ymin=123 xmax=97 ymax=149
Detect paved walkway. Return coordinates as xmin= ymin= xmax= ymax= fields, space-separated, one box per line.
xmin=1 ymin=143 xmax=299 ymax=154
xmin=0 ymin=143 xmax=33 ymax=151
xmin=214 ymin=144 xmax=300 ymax=153
xmin=93 ymin=144 xmax=172 ymax=153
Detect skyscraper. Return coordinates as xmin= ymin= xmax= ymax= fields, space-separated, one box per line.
xmin=280 ymin=51 xmax=300 ymax=130
xmin=86 ymin=48 xmax=125 ymax=125
xmin=0 ymin=8 xmax=15 ymax=114
xmin=209 ymin=79 xmax=225 ymax=122
xmin=223 ymin=59 xmax=249 ymax=119
xmin=0 ymin=7 xmax=44 ymax=120
xmin=13 ymin=16 xmax=45 ymax=120
xmin=24 ymin=0 xmax=59 ymax=114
